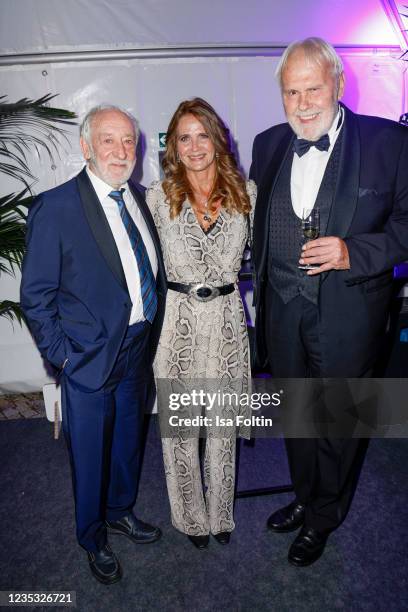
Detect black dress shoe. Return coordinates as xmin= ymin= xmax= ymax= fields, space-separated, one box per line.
xmin=213 ymin=532 xmax=231 ymax=545
xmin=266 ymin=500 xmax=305 ymax=533
xmin=187 ymin=534 xmax=209 ymax=549
xmin=87 ymin=544 xmax=122 ymax=585
xmin=288 ymin=526 xmax=328 ymax=567
xmin=106 ymin=513 xmax=161 ymax=544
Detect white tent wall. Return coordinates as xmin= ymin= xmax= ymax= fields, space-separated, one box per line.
xmin=1 ymin=50 xmax=405 ymax=393
xmin=1 ymin=0 xmax=407 ymax=393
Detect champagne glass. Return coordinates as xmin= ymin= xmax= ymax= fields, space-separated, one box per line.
xmin=298 ymin=207 xmax=320 ymax=270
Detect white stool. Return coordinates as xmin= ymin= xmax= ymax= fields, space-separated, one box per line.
xmin=42 ymin=383 xmax=62 ymax=439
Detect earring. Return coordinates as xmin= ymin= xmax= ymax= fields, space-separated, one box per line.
xmin=215 ymin=152 xmax=219 ymax=159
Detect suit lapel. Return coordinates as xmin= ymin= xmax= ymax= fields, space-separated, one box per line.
xmin=254 ymin=127 xmax=294 ymax=276
xmin=326 ymin=104 xmax=360 ymax=238
xmin=76 ymin=168 xmax=128 ymax=291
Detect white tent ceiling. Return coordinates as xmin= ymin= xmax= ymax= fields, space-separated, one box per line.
xmin=0 ymin=0 xmax=403 ymax=57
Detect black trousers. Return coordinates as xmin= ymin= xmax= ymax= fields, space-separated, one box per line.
xmin=265 ymin=284 xmax=369 ymax=533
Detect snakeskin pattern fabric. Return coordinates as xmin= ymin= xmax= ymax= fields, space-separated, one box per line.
xmin=146 ymin=179 xmax=256 ymax=536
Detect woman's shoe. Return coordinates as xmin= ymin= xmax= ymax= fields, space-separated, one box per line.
xmin=187 ymin=534 xmax=209 ymax=549
xmin=213 ymin=531 xmax=231 ymax=545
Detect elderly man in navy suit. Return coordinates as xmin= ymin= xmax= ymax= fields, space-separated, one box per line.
xmin=21 ymin=104 xmax=167 ymax=584
xmin=250 ymin=38 xmax=408 ymax=566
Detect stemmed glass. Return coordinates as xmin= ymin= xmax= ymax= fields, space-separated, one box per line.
xmin=298 ymin=207 xmax=320 ymax=270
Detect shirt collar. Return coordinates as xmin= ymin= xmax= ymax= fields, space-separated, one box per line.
xmin=86 ymin=167 xmax=128 ymax=204
xmin=327 ymin=105 xmax=343 ymax=144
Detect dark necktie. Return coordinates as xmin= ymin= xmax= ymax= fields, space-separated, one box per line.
xmin=293 ymin=133 xmax=330 ymax=157
xmin=109 ymin=189 xmax=157 ymax=323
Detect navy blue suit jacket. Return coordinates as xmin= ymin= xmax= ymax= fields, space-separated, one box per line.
xmin=21 ymin=168 xmax=167 ymax=390
xmin=250 ymin=105 xmax=408 ymax=373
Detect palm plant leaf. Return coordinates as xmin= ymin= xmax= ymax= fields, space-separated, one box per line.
xmin=0 ymin=190 xmax=32 ymax=275
xmin=0 ymin=300 xmax=25 ymax=325
xmin=0 ymin=94 xmax=76 ymax=324
xmin=0 ymin=94 xmax=76 ymax=188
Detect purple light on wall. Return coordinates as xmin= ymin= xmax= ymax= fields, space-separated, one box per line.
xmin=344 ymin=5 xmax=400 ymax=46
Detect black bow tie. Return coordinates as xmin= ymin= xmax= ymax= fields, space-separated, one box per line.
xmin=293 ymin=133 xmax=330 ymax=157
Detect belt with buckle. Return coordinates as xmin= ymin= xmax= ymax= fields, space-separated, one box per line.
xmin=167 ymin=281 xmax=235 ymax=302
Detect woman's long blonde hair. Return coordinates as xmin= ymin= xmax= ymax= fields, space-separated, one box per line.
xmin=162 ymin=97 xmax=251 ymax=219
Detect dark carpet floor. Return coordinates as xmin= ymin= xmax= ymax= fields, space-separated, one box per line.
xmin=0 ymin=417 xmax=407 ymax=612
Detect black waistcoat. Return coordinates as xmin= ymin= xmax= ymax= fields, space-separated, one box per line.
xmin=267 ymin=129 xmax=344 ymax=305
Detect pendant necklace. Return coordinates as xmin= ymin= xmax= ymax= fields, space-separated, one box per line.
xmin=202 ymin=199 xmax=212 ymax=222
xmin=193 ymin=182 xmax=219 ymax=225
xmin=194 ymin=193 xmax=213 ymax=222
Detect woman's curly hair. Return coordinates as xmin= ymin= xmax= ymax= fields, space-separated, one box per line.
xmin=162 ymin=97 xmax=251 ymax=219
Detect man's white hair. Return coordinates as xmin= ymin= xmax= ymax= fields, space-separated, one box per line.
xmin=275 ymin=37 xmax=343 ymax=88
xmin=79 ymin=104 xmax=139 ymax=144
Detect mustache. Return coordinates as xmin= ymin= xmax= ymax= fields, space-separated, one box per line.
xmin=90 ymin=157 xmax=131 ymax=168
xmin=88 ymin=148 xmax=133 ymax=170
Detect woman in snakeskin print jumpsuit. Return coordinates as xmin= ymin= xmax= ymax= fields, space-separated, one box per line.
xmin=147 ymin=98 xmax=256 ymax=548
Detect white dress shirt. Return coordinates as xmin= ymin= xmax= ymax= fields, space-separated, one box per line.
xmin=291 ymin=106 xmax=343 ymax=218
xmin=86 ymin=168 xmax=158 ymax=325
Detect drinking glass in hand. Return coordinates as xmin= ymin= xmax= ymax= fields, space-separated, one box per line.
xmin=298 ymin=207 xmax=320 ymax=270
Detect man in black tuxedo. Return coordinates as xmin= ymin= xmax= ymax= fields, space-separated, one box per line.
xmin=21 ymin=105 xmax=167 ymax=583
xmin=250 ymin=38 xmax=408 ymax=566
